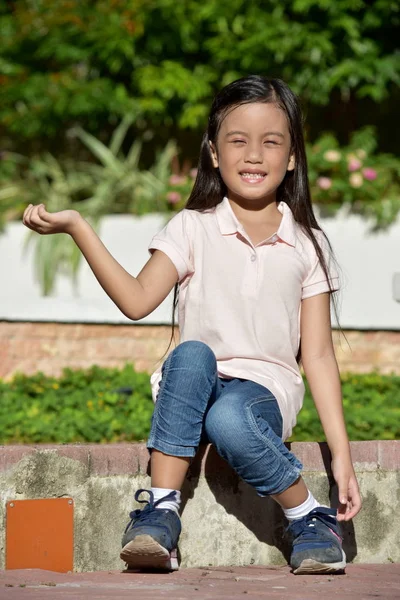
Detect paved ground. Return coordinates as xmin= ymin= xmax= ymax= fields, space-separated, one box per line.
xmin=0 ymin=564 xmax=399 ymax=599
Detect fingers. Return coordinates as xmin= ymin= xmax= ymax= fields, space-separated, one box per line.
xmin=23 ymin=203 xmax=41 ymax=224
xmin=346 ymin=503 xmax=361 ymax=521
xmin=337 ymin=503 xmax=352 ymax=521
xmin=337 ymin=501 xmax=360 ymax=522
xmin=37 ymin=203 xmax=54 ymax=222
xmin=23 ymin=203 xmax=50 ymax=233
xmin=37 ymin=203 xmax=47 ymax=219
xmin=22 ymin=203 xmax=33 ymax=222
xmin=338 ymin=486 xmax=348 ymax=507
xmin=22 ymin=204 xmax=37 ymax=231
xmin=336 ymin=478 xmax=362 ymax=522
xmin=346 ymin=488 xmax=362 ymax=521
xmin=336 ymin=492 xmax=350 ymax=522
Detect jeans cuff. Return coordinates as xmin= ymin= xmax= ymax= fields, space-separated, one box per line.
xmin=147 ymin=438 xmax=197 ymax=458
xmin=257 ymin=465 xmax=303 ymax=497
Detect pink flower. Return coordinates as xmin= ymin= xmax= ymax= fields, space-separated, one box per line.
xmin=190 ymin=168 xmax=198 ymax=179
xmin=348 ymin=158 xmax=362 ymax=172
xmin=317 ymin=177 xmax=332 ymax=190
xmin=167 ymin=191 xmax=181 ymax=204
xmin=169 ymin=175 xmax=186 ymax=185
xmin=362 ymin=168 xmax=377 ymax=181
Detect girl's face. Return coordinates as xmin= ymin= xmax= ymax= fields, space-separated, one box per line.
xmin=210 ymin=102 xmax=295 ymax=206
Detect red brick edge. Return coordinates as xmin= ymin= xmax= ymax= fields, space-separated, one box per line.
xmin=0 ymin=441 xmax=398 ymax=476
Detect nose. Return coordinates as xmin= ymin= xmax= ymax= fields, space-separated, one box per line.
xmin=244 ymin=142 xmax=263 ymax=163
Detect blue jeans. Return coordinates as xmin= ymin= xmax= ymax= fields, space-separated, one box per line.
xmin=147 ymin=341 xmax=303 ymax=496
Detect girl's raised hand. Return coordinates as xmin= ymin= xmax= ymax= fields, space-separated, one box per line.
xmin=23 ymin=204 xmax=81 ymax=236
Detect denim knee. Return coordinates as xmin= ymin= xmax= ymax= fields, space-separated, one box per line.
xmin=205 ymin=387 xmax=302 ymax=496
xmin=165 ymin=340 xmax=217 ymax=374
xmin=147 ymin=341 xmax=219 ymax=457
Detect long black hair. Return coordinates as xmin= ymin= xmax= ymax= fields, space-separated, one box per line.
xmin=164 ymin=75 xmax=339 ymax=359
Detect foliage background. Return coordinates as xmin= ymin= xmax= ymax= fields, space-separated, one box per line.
xmin=1 ymin=1 xmax=399 ymax=291
xmin=0 ymin=2 xmax=399 ymax=438
xmin=0 ymin=364 xmax=399 ymax=444
xmin=1 ymin=0 xmax=399 ymax=160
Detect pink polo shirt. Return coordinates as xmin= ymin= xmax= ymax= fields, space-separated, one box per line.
xmin=148 ymin=197 xmax=339 ymax=440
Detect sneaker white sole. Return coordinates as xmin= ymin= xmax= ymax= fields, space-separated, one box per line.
xmin=120 ymin=534 xmax=179 ymax=571
xmin=293 ymin=550 xmax=346 ymax=575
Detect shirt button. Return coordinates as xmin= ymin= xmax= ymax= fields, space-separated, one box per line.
xmin=250 ymin=254 xmax=256 ymax=262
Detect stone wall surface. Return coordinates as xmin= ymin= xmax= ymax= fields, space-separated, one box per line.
xmin=1 ymin=322 xmax=400 ymax=380
xmin=0 ymin=441 xmax=399 ymax=572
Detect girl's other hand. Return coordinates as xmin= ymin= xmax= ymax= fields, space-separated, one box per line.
xmin=331 ymin=457 xmax=362 ymax=522
xmin=23 ymin=204 xmax=81 ymax=236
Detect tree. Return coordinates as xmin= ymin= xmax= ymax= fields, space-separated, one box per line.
xmin=1 ymin=0 xmax=399 ymax=148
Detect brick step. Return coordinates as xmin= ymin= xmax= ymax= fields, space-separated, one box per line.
xmin=1 ymin=441 xmax=399 ymax=571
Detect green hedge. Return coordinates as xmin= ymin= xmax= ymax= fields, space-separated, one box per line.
xmin=296 ymin=374 xmax=400 ymax=442
xmin=0 ymin=365 xmax=399 ymax=444
xmin=0 ymin=365 xmax=154 ymax=444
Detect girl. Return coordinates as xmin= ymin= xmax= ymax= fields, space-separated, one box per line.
xmin=23 ymin=75 xmax=361 ymax=575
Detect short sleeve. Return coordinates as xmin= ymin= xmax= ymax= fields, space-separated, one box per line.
xmin=301 ymin=232 xmax=340 ymax=299
xmin=148 ymin=210 xmax=194 ymax=282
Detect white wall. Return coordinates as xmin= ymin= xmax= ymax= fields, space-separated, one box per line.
xmin=1 ymin=210 xmax=399 ymax=329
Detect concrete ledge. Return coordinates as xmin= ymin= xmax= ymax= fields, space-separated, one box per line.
xmin=1 ymin=441 xmax=399 ymax=571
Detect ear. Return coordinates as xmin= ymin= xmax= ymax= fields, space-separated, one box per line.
xmin=209 ymin=141 xmax=219 ymax=168
xmin=287 ymin=153 xmax=295 ymax=172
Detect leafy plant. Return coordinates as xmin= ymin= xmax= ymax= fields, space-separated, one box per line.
xmin=0 ymin=151 xmax=27 ymax=230
xmin=5 ymin=117 xmax=178 ymax=294
xmin=68 ymin=114 xmax=177 ymax=217
xmin=0 ymin=364 xmax=154 ymax=444
xmin=291 ymin=372 xmax=400 ymax=442
xmin=0 ymin=365 xmax=399 ymax=444
xmin=0 ymin=0 xmax=398 ymax=140
xmin=308 ymin=127 xmax=400 ymax=229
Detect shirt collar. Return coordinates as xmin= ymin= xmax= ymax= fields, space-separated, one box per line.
xmin=215 ymin=197 xmax=297 ymax=247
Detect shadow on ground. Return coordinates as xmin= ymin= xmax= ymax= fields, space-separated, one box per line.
xmin=173 ymin=443 xmax=358 ymax=565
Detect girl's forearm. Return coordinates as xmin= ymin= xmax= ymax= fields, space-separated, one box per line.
xmin=69 ymin=216 xmax=145 ymax=320
xmin=302 ymin=353 xmax=351 ymax=459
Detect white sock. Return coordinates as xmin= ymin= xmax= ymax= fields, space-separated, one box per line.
xmin=151 ymin=487 xmax=181 ymax=514
xmin=283 ymin=490 xmax=321 ymax=522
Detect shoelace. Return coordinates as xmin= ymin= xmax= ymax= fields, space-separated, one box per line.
xmin=124 ymin=489 xmax=177 ymax=532
xmin=287 ymin=510 xmax=340 ymax=541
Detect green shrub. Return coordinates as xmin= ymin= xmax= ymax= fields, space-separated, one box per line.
xmin=1 ymin=1 xmax=398 ymax=138
xmin=0 ymin=365 xmax=399 ymax=444
xmin=307 ymin=127 xmax=400 ymax=230
xmin=0 ymin=364 xmax=154 ymax=444
xmin=292 ymin=372 xmax=400 ymax=442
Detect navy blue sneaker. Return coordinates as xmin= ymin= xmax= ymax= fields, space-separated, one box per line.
xmin=120 ymin=489 xmax=181 ymax=571
xmin=287 ymin=507 xmax=346 ymax=574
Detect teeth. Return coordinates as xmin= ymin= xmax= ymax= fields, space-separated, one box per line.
xmin=241 ymin=173 xmax=265 ymax=179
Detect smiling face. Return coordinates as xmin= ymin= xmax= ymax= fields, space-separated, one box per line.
xmin=210 ymin=102 xmax=295 ymax=207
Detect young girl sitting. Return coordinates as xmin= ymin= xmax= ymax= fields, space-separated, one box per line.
xmin=23 ymin=75 xmax=362 ymax=575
